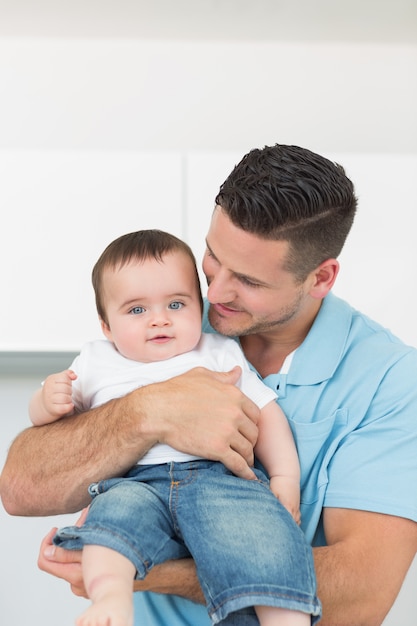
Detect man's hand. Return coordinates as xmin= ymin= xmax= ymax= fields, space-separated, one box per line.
xmin=38 ymin=505 xmax=205 ymax=605
xmin=38 ymin=508 xmax=88 ymax=597
xmin=1 ymin=366 xmax=260 ymax=517
xmin=139 ymin=366 xmax=260 ymax=480
xmin=38 ymin=527 xmax=86 ymax=597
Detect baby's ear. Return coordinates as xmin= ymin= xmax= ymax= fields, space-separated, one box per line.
xmin=99 ymin=317 xmax=112 ymax=341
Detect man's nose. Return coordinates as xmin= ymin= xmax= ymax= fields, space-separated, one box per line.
xmin=207 ymin=271 xmax=235 ymax=303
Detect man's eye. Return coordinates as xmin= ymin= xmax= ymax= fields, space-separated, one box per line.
xmin=239 ymin=276 xmax=260 ymax=288
xmin=129 ymin=306 xmax=145 ymax=315
xmin=169 ymin=301 xmax=183 ymax=310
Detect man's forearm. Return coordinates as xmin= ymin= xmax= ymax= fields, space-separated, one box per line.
xmin=133 ymin=559 xmax=205 ymax=605
xmin=0 ymin=390 xmax=155 ymax=516
xmin=314 ymin=509 xmax=417 ymax=626
xmin=1 ymin=367 xmax=260 ymax=517
xmin=313 ymin=537 xmax=414 ymax=626
xmin=314 ymin=545 xmax=358 ymax=626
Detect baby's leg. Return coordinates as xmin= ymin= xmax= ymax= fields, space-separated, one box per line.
xmin=256 ymin=605 xmax=310 ymax=625
xmin=76 ymin=544 xmax=136 ymax=626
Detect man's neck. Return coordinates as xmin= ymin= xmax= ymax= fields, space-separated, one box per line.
xmin=239 ymin=305 xmax=320 ymax=377
xmin=239 ymin=334 xmax=297 ymax=377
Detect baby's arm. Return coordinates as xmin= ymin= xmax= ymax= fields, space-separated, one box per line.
xmin=29 ymin=369 xmax=77 ymax=426
xmin=255 ymin=400 xmax=301 ymax=524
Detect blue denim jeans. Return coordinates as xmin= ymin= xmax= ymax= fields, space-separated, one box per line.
xmin=54 ymin=461 xmax=321 ymax=624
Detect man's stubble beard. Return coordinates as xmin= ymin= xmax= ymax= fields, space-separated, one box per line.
xmin=207 ymin=291 xmax=304 ymax=338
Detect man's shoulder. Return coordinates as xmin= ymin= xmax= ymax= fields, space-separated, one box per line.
xmin=292 ymin=294 xmax=417 ymax=384
xmin=202 ymin=299 xmax=213 ymax=333
xmin=321 ymin=294 xmax=416 ymax=355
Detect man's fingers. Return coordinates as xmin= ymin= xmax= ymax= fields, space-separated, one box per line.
xmin=75 ymin=506 xmax=89 ymax=527
xmin=241 ymin=393 xmax=261 ymax=427
xmin=38 ymin=526 xmax=86 ymax=596
xmin=213 ymin=365 xmax=242 ymax=386
xmin=153 ymin=366 xmax=261 ymax=475
xmin=38 ymin=527 xmax=81 ymax=567
xmin=42 ymin=525 xmax=58 ymax=545
xmin=221 ymin=448 xmax=257 ymax=480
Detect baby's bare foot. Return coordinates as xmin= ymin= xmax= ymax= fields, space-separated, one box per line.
xmin=76 ymin=596 xmax=133 ymax=626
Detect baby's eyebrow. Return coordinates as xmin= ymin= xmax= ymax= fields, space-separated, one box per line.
xmin=167 ymin=293 xmax=194 ymax=300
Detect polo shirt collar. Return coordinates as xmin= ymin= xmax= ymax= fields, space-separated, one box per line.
xmin=288 ymin=292 xmax=352 ymax=385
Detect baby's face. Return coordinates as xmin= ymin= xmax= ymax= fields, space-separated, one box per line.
xmin=100 ymin=250 xmax=202 ymax=362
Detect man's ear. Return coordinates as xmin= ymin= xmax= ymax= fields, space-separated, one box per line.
xmin=309 ymin=258 xmax=339 ymax=299
xmin=100 ymin=317 xmax=113 ymax=341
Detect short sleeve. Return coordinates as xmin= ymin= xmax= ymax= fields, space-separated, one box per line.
xmin=324 ymin=349 xmax=417 ymax=521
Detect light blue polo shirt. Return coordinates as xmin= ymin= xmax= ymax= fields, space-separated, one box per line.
xmin=133 ymin=292 xmax=417 ymax=625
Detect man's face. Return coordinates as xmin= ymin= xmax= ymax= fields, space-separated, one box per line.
xmin=202 ymin=207 xmax=313 ymax=338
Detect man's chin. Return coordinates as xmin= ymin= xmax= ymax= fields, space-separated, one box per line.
xmin=208 ymin=307 xmax=243 ymax=337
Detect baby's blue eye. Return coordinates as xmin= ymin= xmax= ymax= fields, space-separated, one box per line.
xmin=129 ymin=306 xmax=145 ymax=315
xmin=169 ymin=301 xmax=183 ymax=310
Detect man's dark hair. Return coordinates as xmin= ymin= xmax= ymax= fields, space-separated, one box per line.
xmin=215 ymin=144 xmax=358 ymax=281
xmin=92 ymin=229 xmax=203 ymax=324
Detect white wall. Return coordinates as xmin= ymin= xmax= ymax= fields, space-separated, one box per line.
xmin=1 ymin=150 xmax=416 ymax=350
xmin=0 ymin=33 xmax=416 ymax=351
xmin=0 ymin=2 xmax=416 ymax=624
xmin=0 ymin=38 xmax=416 ymax=153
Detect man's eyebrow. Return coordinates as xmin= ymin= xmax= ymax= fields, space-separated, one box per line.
xmin=205 ymin=240 xmax=217 ymax=259
xmin=205 ymin=239 xmax=270 ymax=287
xmin=234 ymin=271 xmax=270 ymax=287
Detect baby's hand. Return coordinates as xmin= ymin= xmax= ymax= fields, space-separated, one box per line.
xmin=269 ymin=475 xmax=301 ymax=525
xmin=42 ymin=369 xmax=77 ymax=420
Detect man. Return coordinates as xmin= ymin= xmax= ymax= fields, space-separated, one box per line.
xmin=2 ymin=144 xmax=417 ymax=626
